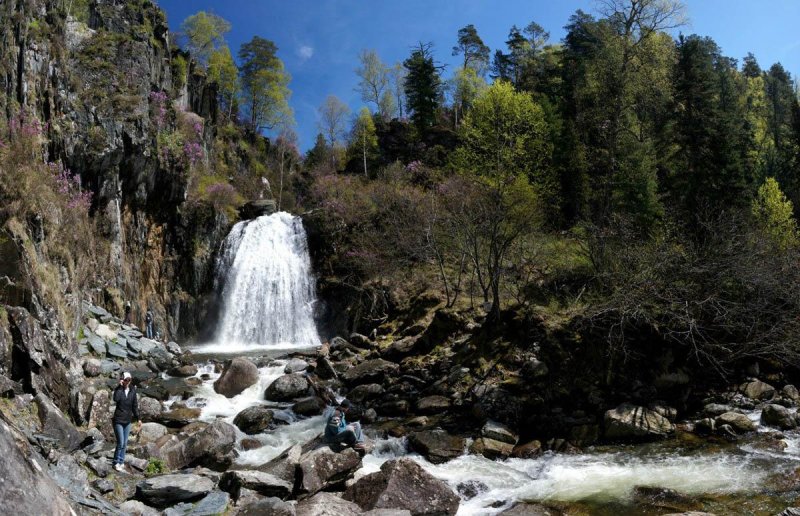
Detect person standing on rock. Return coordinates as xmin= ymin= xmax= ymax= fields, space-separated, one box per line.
xmin=123 ymin=301 xmax=132 ymax=325
xmin=144 ymin=309 xmax=154 ymax=339
xmin=112 ymin=371 xmax=141 ymax=472
xmin=324 ymin=399 xmax=365 ymax=451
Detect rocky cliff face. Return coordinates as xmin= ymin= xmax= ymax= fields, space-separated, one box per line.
xmin=0 ymin=0 xmax=229 ymax=342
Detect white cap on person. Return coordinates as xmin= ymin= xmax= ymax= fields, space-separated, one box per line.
xmin=122 ymin=372 xmax=132 ymax=380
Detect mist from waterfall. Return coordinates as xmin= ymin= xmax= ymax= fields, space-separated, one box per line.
xmin=206 ymin=212 xmax=321 ymax=352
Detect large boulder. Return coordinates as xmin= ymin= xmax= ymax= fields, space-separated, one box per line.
xmin=481 ymin=420 xmax=519 ymax=445
xmin=407 ymin=429 xmax=465 ymax=464
xmin=136 ymin=474 xmax=214 ymax=508
xmin=469 ymin=437 xmax=514 ymax=460
xmin=265 ymin=374 xmax=311 ymax=402
xmin=315 ymin=356 xmax=338 ymax=380
xmin=761 ymin=404 xmax=798 ymax=430
xmin=139 ymin=422 xmax=169 ymax=444
xmin=157 ymin=406 xmax=202 ymax=428
xmin=0 ymin=424 xmax=74 ymax=515
xmin=158 ymin=420 xmax=237 ymax=470
xmin=34 ymin=393 xmax=83 ymax=451
xmin=416 ymin=395 xmax=451 ymax=414
xmin=219 ymin=470 xmax=293 ymax=500
xmin=233 ymin=406 xmax=275 ymax=434
xmin=239 ymin=497 xmax=297 ymax=516
xmin=604 ymin=403 xmax=674 ymax=441
xmin=213 ymin=358 xmax=260 ymax=398
xmin=348 ymin=383 xmax=385 ymax=403
xmin=297 ymin=492 xmax=361 ymax=516
xmin=715 ymin=412 xmax=757 ymax=433
xmin=343 ymin=458 xmax=459 ymax=515
xmin=162 ymin=490 xmax=230 ymax=516
xmin=285 ymin=358 xmax=309 ymax=374
xmin=138 ymin=396 xmax=164 ymax=422
xmin=740 ymin=380 xmax=776 ymax=401
xmin=342 ymin=359 xmax=400 ymax=386
xmin=293 ymin=396 xmax=325 ymax=416
xmin=297 ymin=446 xmax=363 ymax=498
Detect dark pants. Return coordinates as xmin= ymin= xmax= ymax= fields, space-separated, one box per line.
xmin=327 ymin=422 xmax=364 ymax=447
xmin=145 ymin=322 xmax=153 ymax=339
xmin=113 ymin=422 xmax=131 ymax=465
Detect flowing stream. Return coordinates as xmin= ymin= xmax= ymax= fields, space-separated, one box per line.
xmin=199 ymin=212 xmax=321 ymax=353
xmin=176 ymin=362 xmax=800 ymax=515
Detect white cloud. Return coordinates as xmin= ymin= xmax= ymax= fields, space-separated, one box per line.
xmin=297 ymin=45 xmax=314 ymax=61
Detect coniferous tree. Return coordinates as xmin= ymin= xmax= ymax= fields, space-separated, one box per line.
xmin=452 ymin=24 xmax=490 ymax=74
xmin=403 ymin=43 xmax=443 ymax=135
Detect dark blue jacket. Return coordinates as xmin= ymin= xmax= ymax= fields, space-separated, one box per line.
xmin=112 ymin=385 xmax=139 ymax=425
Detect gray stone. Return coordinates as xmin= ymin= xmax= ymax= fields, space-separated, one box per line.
xmin=93 ymin=478 xmax=114 ymax=494
xmin=139 ymin=422 xmax=169 ymax=444
xmin=136 ymin=474 xmax=214 ymax=508
xmin=702 ymin=403 xmax=732 ymax=417
xmin=416 ymin=395 xmax=451 ymax=414
xmin=407 ymin=429 xmax=465 ymax=464
xmin=715 ymin=412 xmax=757 ymax=433
xmin=163 ymin=490 xmax=230 ymax=516
xmin=604 ymin=403 xmax=674 ymax=441
xmin=87 ymin=456 xmax=111 ymax=477
xmin=213 ymin=358 xmax=259 ymax=398
xmin=293 ymin=396 xmax=325 ymax=416
xmin=49 ymin=453 xmax=90 ymax=499
xmin=86 ymin=331 xmax=107 ymax=355
xmin=297 ymin=446 xmax=363 ymax=497
xmin=167 ymin=341 xmax=183 ymax=355
xmin=315 ymin=356 xmax=338 ymax=380
xmin=219 ymin=470 xmax=293 ymax=500
xmin=158 ymin=420 xmax=237 ymax=470
xmin=0 ymin=423 xmax=74 ymax=515
xmin=481 ymin=420 xmax=519 ymax=445
xmin=348 ymin=383 xmax=384 ymax=403
xmin=169 ymin=364 xmax=199 ymax=377
xmin=233 ymin=406 xmax=274 ymax=434
xmin=761 ymin=404 xmax=797 ymax=430
xmin=100 ymin=359 xmax=121 ymax=374
xmin=239 ymin=497 xmax=296 ymax=516
xmin=35 ymin=393 xmax=83 ymax=451
xmin=285 ymin=358 xmax=310 ymax=374
xmin=783 ymin=385 xmax=800 ymax=402
xmin=83 ymin=358 xmax=102 ymax=377
xmin=469 ymin=437 xmax=515 ymax=459
xmin=342 ymin=359 xmax=399 ymax=386
xmin=297 ymin=492 xmax=361 ymax=516
xmin=138 ymin=396 xmax=164 ymax=422
xmin=106 ymin=339 xmax=129 ymax=359
xmin=119 ymin=500 xmax=161 ymax=516
xmin=740 ymin=380 xmax=776 ymax=400
xmin=343 ymin=458 xmax=459 ymax=515
xmin=266 ymin=374 xmax=311 ymax=402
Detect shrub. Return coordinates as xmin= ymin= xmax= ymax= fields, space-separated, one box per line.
xmin=144 ymin=458 xmax=167 ymax=476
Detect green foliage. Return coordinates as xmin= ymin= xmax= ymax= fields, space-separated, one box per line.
xmin=68 ymin=0 xmax=91 ymax=24
xmin=449 ymin=66 xmax=487 ymax=126
xmin=350 ymin=107 xmax=379 ymax=177
xmin=752 ymin=177 xmax=798 ymax=249
xmin=180 ymin=12 xmax=231 ymax=65
xmin=172 ymin=54 xmax=188 ymax=92
xmin=403 ymin=43 xmax=442 ymax=134
xmin=238 ymin=36 xmax=293 ymax=132
xmin=208 ymin=46 xmax=240 ymax=120
xmin=145 ymin=458 xmax=167 ymax=476
xmin=355 ymin=50 xmax=391 ymax=120
xmin=453 ymin=24 xmax=490 ymax=74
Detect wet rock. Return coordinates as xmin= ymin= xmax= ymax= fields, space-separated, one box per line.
xmin=239 ymin=497 xmax=297 ymax=515
xmin=139 ymin=377 xmax=192 ymax=401
xmin=511 ymin=440 xmax=543 ymax=459
xmin=407 ymin=429 xmax=465 ymax=464
xmin=457 ymin=480 xmax=488 ymax=500
xmin=167 ymin=341 xmax=183 ymax=355
xmin=604 ymin=403 xmax=674 ymax=441
xmin=343 ymin=458 xmax=459 ymax=515
xmin=349 ymin=383 xmax=385 ymax=403
xmin=350 ymin=333 xmax=375 ymax=350
xmin=740 ymin=379 xmax=776 ymax=401
xmin=702 ymin=403 xmax=732 ymax=417
xmin=715 ymin=412 xmax=756 ymax=433
xmin=294 ymin=396 xmax=325 ymax=416
xmin=778 ymin=509 xmax=800 ymax=516
xmin=139 ymin=422 xmax=169 ymax=444
xmin=158 ymin=420 xmax=237 ymax=470
xmin=157 ymin=407 xmax=202 ymax=428
xmin=783 ymin=385 xmax=800 ymax=402
xmin=138 ymin=396 xmax=164 ymax=422
xmin=378 ymin=400 xmax=410 ymax=416
xmin=342 ymin=359 xmax=400 ymax=386
xmin=149 ymin=347 xmax=176 ymax=372
xmin=297 ymin=492 xmax=361 ymax=515
xmin=416 ymin=395 xmax=451 ymax=414
xmin=136 ymin=473 xmax=214 ymax=508
xmin=285 ymin=358 xmax=310 ymax=374
xmin=233 ymin=406 xmax=274 ymax=434
xmin=694 ymin=418 xmax=715 ymax=435
xmin=297 ymin=446 xmax=363 ymax=497
xmin=219 ymin=470 xmax=293 ymax=500
xmin=469 ymin=437 xmax=515 ymax=459
xmin=169 ymin=364 xmax=198 ymax=377
xmin=761 ymin=404 xmax=798 ymax=430
xmin=266 ymin=374 xmax=311 ymax=401
xmin=481 ymin=420 xmax=519 ymax=445
xmin=241 ymin=438 xmax=263 ymax=451
xmin=499 ymin=503 xmax=559 ymax=515
xmin=35 ymin=393 xmax=83 ymax=451
xmin=163 ymin=490 xmax=229 ymax=516
xmin=717 ymin=424 xmax=739 ymax=441
xmin=119 ymin=500 xmax=161 ymax=516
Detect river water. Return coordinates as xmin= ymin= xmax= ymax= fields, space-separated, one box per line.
xmin=174 ymin=360 xmax=800 ymax=515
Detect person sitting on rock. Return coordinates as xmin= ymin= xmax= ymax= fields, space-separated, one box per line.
xmin=324 ymin=399 xmax=365 ymax=451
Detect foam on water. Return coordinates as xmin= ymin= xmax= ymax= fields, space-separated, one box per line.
xmin=198 ymin=212 xmax=321 ymax=353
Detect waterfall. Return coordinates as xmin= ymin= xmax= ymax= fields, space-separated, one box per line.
xmin=209 ymin=212 xmax=321 ymax=351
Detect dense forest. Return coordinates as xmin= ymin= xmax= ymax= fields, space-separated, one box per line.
xmin=153 ymin=2 xmax=800 ymax=376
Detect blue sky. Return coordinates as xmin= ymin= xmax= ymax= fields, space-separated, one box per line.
xmin=157 ymin=0 xmax=800 ymax=151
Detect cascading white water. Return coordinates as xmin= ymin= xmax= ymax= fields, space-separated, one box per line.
xmin=207 ymin=212 xmax=321 ymax=352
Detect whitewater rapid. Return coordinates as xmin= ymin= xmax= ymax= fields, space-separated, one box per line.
xmin=202 ymin=212 xmax=321 ymax=353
